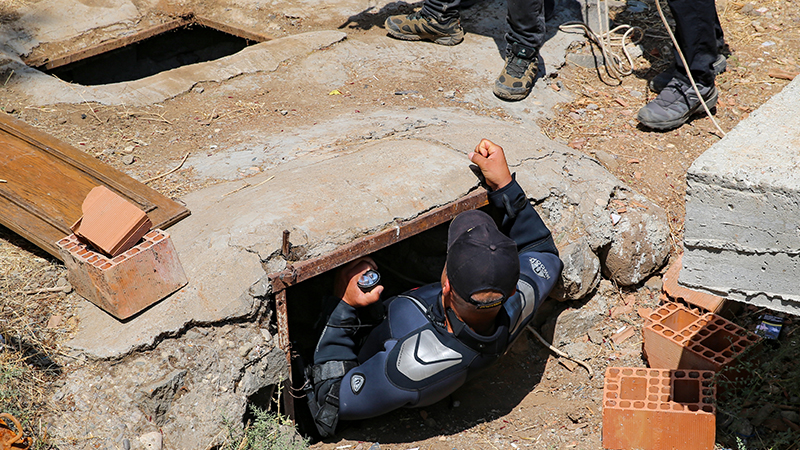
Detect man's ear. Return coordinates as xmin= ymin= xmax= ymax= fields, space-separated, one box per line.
xmin=441 ymin=275 xmax=451 ymax=295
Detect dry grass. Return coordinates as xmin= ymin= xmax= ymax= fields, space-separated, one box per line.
xmin=1 ymin=227 xmax=78 ymax=449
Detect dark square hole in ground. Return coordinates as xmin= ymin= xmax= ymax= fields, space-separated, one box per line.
xmin=282 ymin=220 xmax=453 ymax=437
xmin=41 ymin=22 xmax=257 ymax=85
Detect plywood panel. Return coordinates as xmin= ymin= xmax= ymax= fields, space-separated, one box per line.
xmin=0 ymin=113 xmax=190 ymax=260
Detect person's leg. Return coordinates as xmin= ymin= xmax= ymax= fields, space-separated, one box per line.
xmin=649 ymin=0 xmax=727 ymax=93
xmin=421 ymin=0 xmax=462 ymax=23
xmin=385 ymin=0 xmax=465 ymax=46
xmin=493 ymin=0 xmax=545 ymax=101
xmin=667 ymin=0 xmax=718 ymax=86
xmin=637 ymin=0 xmax=720 ymax=130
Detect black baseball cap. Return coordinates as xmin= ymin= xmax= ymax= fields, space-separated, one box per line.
xmin=446 ymin=210 xmax=519 ymax=308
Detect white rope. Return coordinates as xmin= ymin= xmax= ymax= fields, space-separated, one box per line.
xmin=559 ymin=0 xmax=644 ymax=80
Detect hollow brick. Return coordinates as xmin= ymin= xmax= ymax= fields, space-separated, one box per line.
xmin=57 ymin=229 xmax=187 ymax=320
xmin=643 ymin=302 xmax=760 ymax=372
xmin=603 ymin=367 xmax=716 ymax=450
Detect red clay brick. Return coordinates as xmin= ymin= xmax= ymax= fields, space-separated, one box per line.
xmin=71 ymin=185 xmax=152 ymax=257
xmin=57 ymin=229 xmax=187 ymax=320
xmin=603 ymin=367 xmax=716 ymax=450
xmin=643 ymin=302 xmax=760 ymax=372
xmin=663 ymin=254 xmax=725 ymax=313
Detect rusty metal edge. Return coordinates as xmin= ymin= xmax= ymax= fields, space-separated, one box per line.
xmin=26 ymin=17 xmax=193 ymax=70
xmin=274 ymin=289 xmax=295 ymax=421
xmin=194 ymin=16 xmax=273 ymax=43
xmin=25 ymin=14 xmax=272 ymax=71
xmin=268 ymin=190 xmax=489 ymax=292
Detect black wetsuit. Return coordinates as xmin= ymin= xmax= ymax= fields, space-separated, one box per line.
xmin=306 ymin=177 xmax=563 ymax=436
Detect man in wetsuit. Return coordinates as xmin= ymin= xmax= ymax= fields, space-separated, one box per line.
xmin=305 ymin=139 xmax=563 ymax=437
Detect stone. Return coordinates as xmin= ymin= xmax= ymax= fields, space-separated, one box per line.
xmin=601 ymin=197 xmax=670 ymax=286
xmin=561 ymin=342 xmax=592 ymax=361
xmin=552 ymin=236 xmax=601 ymax=301
xmin=134 ymin=369 xmax=187 ymax=426
xmin=547 ymin=291 xmax=608 ymax=347
xmin=139 ymin=432 xmax=162 ymax=450
xmin=644 ymin=275 xmax=663 ymax=291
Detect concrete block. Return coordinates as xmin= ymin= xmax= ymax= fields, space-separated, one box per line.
xmin=682 ymin=76 xmax=800 ymax=315
xmin=603 ymin=367 xmax=716 ymax=450
xmin=643 ymin=302 xmax=760 ymax=372
xmin=57 ymin=229 xmax=187 ymax=320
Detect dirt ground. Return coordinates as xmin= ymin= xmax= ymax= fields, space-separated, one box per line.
xmin=1 ymin=0 xmax=800 ymax=449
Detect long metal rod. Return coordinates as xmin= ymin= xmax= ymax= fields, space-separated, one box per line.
xmin=274 ymin=289 xmax=295 ymax=420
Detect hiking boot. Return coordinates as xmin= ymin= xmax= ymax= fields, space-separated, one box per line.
xmin=493 ymin=46 xmax=538 ymax=101
xmin=637 ymin=73 xmax=718 ymax=130
xmin=384 ymin=11 xmax=464 ymax=46
xmin=649 ymin=53 xmax=728 ymax=93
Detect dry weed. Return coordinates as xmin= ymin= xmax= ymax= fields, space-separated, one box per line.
xmin=1 ymin=227 xmax=77 ymax=448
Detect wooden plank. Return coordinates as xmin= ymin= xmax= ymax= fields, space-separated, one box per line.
xmin=0 ymin=113 xmax=190 ymax=260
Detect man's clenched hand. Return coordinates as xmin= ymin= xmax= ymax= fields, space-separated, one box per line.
xmin=468 ymin=139 xmax=513 ymax=191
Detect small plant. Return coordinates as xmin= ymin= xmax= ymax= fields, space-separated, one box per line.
xmin=222 ymin=405 xmax=309 ymax=450
xmin=220 ymin=384 xmax=308 ymax=450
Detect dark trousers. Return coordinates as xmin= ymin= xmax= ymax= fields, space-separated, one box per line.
xmin=421 ymin=0 xmax=550 ymax=56
xmin=667 ymin=0 xmax=723 ymax=85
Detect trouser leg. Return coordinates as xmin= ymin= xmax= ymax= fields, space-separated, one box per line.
xmin=422 ymin=0 xmax=463 ymax=22
xmin=504 ymin=0 xmax=546 ymax=55
xmin=666 ymin=0 xmax=719 ymax=86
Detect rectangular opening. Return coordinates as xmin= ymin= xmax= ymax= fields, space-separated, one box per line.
xmin=673 ymin=379 xmax=700 ymax=404
xmin=267 ymin=191 xmax=488 ymax=423
xmin=700 ymin=328 xmax=737 ymax=353
xmin=662 ymin=309 xmax=698 ymax=332
xmin=620 ymin=377 xmax=647 ymax=400
xmin=26 ymin=15 xmax=271 ymax=85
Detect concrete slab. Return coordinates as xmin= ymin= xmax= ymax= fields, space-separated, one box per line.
xmin=2 ymin=0 xmax=139 ymax=55
xmin=7 ymin=30 xmax=347 ymax=106
xmin=67 ymin=138 xmax=479 ymax=358
xmin=682 ymin=76 xmax=800 ymax=314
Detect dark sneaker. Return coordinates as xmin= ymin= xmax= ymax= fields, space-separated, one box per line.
xmin=384 ymin=11 xmax=464 ymax=46
xmin=493 ymin=52 xmax=537 ymax=101
xmin=649 ymin=53 xmax=728 ymax=93
xmin=637 ymin=73 xmax=718 ymax=130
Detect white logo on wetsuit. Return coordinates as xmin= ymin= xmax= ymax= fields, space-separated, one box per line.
xmin=351 ymin=374 xmax=365 ymax=395
xmin=396 ymin=329 xmax=462 ymax=382
xmin=529 ymin=257 xmax=550 ymax=280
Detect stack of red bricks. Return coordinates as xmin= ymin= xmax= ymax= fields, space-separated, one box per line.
xmin=58 ymin=186 xmax=187 ymax=320
xmin=602 ymin=257 xmax=761 ymax=450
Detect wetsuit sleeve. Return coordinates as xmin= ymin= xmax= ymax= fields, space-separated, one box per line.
xmin=489 ymin=176 xmax=563 ymax=333
xmin=488 ymin=174 xmax=559 ymax=257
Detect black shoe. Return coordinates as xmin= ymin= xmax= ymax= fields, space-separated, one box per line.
xmin=384 ymin=11 xmax=464 ymax=46
xmin=493 ymin=46 xmax=538 ymax=101
xmin=637 ymin=73 xmax=718 ymax=130
xmin=649 ymin=54 xmax=728 ymax=93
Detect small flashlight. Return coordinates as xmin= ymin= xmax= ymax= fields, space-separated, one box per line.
xmin=357 ymin=269 xmax=381 ymax=292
